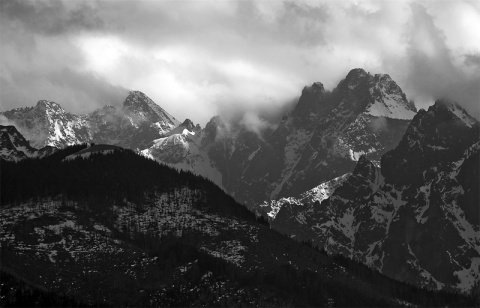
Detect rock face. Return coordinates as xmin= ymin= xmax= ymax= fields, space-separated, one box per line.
xmin=139 ymin=69 xmax=416 ymax=214
xmin=0 ymin=100 xmax=90 ymax=148
xmin=271 ymin=100 xmax=480 ymax=292
xmin=0 ymin=91 xmax=179 ymax=149
xmin=0 ymin=70 xmax=414 ymax=210
xmin=0 ymin=125 xmax=56 ymax=161
xmin=242 ymin=69 xmax=415 ymax=211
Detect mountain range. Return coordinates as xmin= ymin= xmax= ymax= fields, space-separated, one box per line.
xmin=271 ymin=100 xmax=480 ymax=292
xmin=0 ymin=68 xmax=417 ymax=209
xmin=1 ymin=68 xmax=479 ymax=298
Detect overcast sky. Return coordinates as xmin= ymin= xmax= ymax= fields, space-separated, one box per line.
xmin=0 ymin=0 xmax=479 ymax=125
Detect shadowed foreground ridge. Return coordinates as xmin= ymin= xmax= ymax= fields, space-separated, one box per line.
xmin=1 ymin=146 xmax=477 ymax=306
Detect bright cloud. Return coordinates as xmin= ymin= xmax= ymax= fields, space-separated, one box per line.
xmin=0 ymin=0 xmax=479 ymax=124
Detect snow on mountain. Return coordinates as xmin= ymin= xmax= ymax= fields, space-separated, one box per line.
xmin=141 ymin=124 xmax=225 ymax=190
xmin=139 ymin=69 xmax=417 ymax=218
xmin=210 ymin=68 xmax=415 ymax=218
xmin=365 ymin=74 xmax=417 ymax=120
xmin=270 ymin=99 xmax=480 ymax=292
xmin=0 ymin=125 xmax=57 ymax=161
xmin=446 ymin=100 xmax=477 ymax=128
xmin=0 ymin=69 xmax=415 ymax=212
xmin=64 ymin=144 xmax=124 ymax=161
xmin=0 ymin=91 xmax=179 ymax=149
xmin=0 ymin=100 xmax=90 ymax=148
xmin=256 ymin=173 xmax=351 ymax=220
xmin=122 ymin=90 xmax=179 ymax=132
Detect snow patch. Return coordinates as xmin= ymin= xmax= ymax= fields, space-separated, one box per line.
xmin=365 ymin=97 xmax=416 ymax=120
xmin=454 ymin=257 xmax=480 ymax=292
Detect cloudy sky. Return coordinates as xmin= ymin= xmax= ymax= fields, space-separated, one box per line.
xmin=0 ymin=0 xmax=479 ymax=125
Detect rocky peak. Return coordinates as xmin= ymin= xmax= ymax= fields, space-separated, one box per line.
xmin=429 ymin=99 xmax=478 ymax=128
xmin=91 ymin=104 xmax=118 ymax=117
xmin=0 ymin=125 xmax=20 ymax=135
xmin=123 ymin=91 xmax=156 ymax=113
xmin=365 ymin=74 xmax=416 ymax=120
xmin=343 ymin=68 xmax=370 ymax=88
xmin=122 ymin=91 xmax=178 ymax=126
xmin=372 ymin=74 xmax=405 ymax=99
xmin=34 ymin=100 xmax=66 ymax=116
xmin=181 ymin=119 xmax=195 ymax=131
xmin=304 ymin=82 xmax=325 ymax=94
xmin=292 ymin=82 xmax=328 ymax=118
xmin=352 ymin=155 xmax=376 ymax=176
xmin=204 ymin=116 xmax=225 ymax=142
xmin=381 ymin=99 xmax=479 ymax=185
xmin=0 ymin=125 xmax=57 ymax=161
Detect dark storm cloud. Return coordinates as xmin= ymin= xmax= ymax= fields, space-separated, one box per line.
xmin=0 ymin=0 xmax=127 ymax=114
xmin=0 ymin=0 xmax=105 ymax=35
xmin=0 ymin=68 xmax=128 ymax=114
xmin=0 ymin=0 xmax=479 ymax=126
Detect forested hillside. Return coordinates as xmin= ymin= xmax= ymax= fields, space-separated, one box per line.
xmin=1 ymin=146 xmax=477 ymax=307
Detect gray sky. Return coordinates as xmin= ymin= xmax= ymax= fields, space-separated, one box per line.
xmin=1 ymin=0 xmax=479 ymax=126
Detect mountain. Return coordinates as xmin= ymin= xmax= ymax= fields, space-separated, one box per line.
xmin=144 ymin=69 xmax=416 ymax=214
xmin=0 ymin=69 xmax=416 ymax=214
xmin=0 ymin=91 xmax=179 ymax=149
xmin=1 ymin=146 xmax=476 ymax=307
xmin=243 ymin=69 xmax=416 ymax=211
xmin=0 ymin=125 xmax=56 ymax=161
xmin=0 ymin=100 xmax=90 ymax=148
xmin=143 ymin=68 xmax=416 ymax=215
xmin=259 ymin=173 xmax=351 ymax=220
xmin=1 ymin=69 xmax=478 ymax=300
xmin=270 ymin=100 xmax=480 ymax=292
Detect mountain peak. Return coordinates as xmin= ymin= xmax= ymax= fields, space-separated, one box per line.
xmin=123 ymin=91 xmax=153 ymax=108
xmin=365 ymin=74 xmax=416 ymax=120
xmin=345 ymin=68 xmax=369 ymax=80
xmin=181 ymin=119 xmax=195 ymax=131
xmin=122 ymin=90 xmax=179 ymax=126
xmin=304 ymin=82 xmax=325 ymax=93
xmin=292 ymin=82 xmax=328 ymax=118
xmin=429 ymin=99 xmax=478 ymax=127
xmin=352 ymin=155 xmax=377 ymax=177
xmin=339 ymin=68 xmax=372 ymax=95
xmin=35 ymin=100 xmax=64 ymax=112
xmin=381 ymin=98 xmax=479 ymax=185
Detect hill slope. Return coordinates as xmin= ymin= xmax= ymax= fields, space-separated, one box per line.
xmin=1 ymin=146 xmax=476 ymax=306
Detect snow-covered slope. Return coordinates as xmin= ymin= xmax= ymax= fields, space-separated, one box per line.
xmin=271 ymin=100 xmax=480 ymax=292
xmin=365 ymin=74 xmax=416 ymax=119
xmin=123 ymin=90 xmax=179 ymax=132
xmin=0 ymin=91 xmax=179 ymax=149
xmin=256 ymin=173 xmax=350 ymax=220
xmin=0 ymin=101 xmax=90 ymax=148
xmin=0 ymin=125 xmax=56 ymax=161
xmin=141 ymin=125 xmax=225 ymax=190
xmin=64 ymin=144 xmax=124 ymax=161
